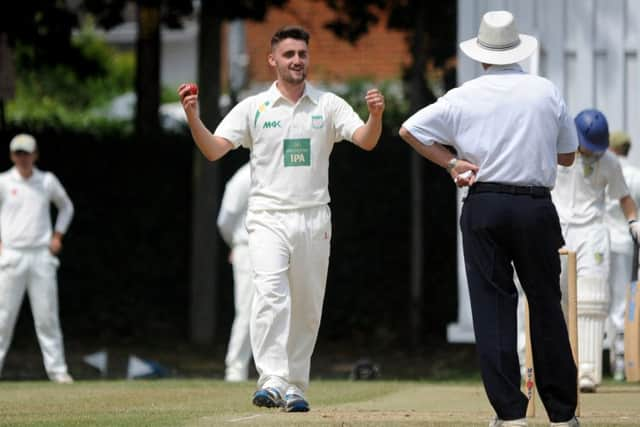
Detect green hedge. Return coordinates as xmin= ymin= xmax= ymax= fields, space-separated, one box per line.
xmin=1 ymin=126 xmax=458 ymax=350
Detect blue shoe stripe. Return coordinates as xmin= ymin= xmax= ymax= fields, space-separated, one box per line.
xmin=252 ymin=388 xmax=283 ymax=408
xmin=285 ymin=397 xmax=310 ymax=412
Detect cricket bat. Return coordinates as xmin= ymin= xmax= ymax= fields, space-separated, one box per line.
xmin=524 ymin=299 xmax=536 ymax=417
xmin=624 ymin=241 xmax=640 ymax=381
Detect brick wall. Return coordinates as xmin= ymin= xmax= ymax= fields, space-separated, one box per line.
xmin=244 ymin=0 xmax=411 ymax=83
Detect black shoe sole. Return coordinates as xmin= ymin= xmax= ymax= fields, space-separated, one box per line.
xmin=285 ymin=401 xmax=310 ymax=412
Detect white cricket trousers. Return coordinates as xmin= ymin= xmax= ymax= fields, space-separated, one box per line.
xmin=0 ymin=247 xmax=69 ymax=377
xmin=561 ymin=222 xmax=610 ymax=385
xmin=224 ymin=243 xmax=253 ymax=381
xmin=246 ymin=205 xmax=331 ymax=395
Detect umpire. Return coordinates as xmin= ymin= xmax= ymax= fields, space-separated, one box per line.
xmin=399 ymin=11 xmax=579 ymax=427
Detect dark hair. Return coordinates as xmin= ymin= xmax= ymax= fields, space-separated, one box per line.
xmin=270 ymin=26 xmax=310 ymax=49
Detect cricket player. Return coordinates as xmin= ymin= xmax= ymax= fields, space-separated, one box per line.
xmin=0 ymin=134 xmax=74 ymax=383
xmin=603 ymin=131 xmax=640 ymax=381
xmin=217 ymin=161 xmax=253 ymax=382
xmin=552 ymin=110 xmax=640 ymax=392
xmin=400 ymin=11 xmax=579 ymax=427
xmin=179 ymin=26 xmax=384 ymax=412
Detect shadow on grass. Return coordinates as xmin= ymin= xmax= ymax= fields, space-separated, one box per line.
xmin=2 ymin=337 xmax=481 ymax=383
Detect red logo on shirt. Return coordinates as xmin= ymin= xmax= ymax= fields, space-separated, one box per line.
xmin=10 ymin=188 xmax=17 ymax=196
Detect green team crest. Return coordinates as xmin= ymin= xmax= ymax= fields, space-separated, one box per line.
xmin=311 ymin=115 xmax=324 ymax=129
xmin=594 ymin=252 xmax=603 ymax=264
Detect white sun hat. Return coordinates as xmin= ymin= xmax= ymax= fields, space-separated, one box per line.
xmin=459 ymin=10 xmax=538 ymax=65
xmin=9 ymin=133 xmax=37 ymax=153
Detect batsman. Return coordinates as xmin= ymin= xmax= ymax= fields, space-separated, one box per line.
xmin=551 ymin=109 xmax=639 ymax=392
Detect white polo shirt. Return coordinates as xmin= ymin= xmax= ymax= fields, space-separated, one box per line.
xmin=402 ymin=64 xmax=578 ymax=188
xmin=552 ymin=151 xmax=629 ymax=226
xmin=605 ymin=157 xmax=640 ymax=253
xmin=217 ymin=162 xmax=251 ymax=246
xmin=215 ymin=82 xmax=364 ymax=211
xmin=0 ymin=167 xmax=74 ymax=249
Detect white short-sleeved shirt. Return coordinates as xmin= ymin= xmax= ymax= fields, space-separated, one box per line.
xmin=605 ymin=156 xmax=640 ymax=252
xmin=552 ymin=151 xmax=629 ymax=226
xmin=402 ymin=64 xmax=578 ymax=188
xmin=217 ymin=162 xmax=251 ymax=247
xmin=215 ymin=82 xmax=364 ymax=211
xmin=0 ymin=167 xmax=74 ymax=249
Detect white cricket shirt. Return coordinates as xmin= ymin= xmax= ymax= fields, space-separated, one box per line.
xmin=552 ymin=151 xmax=629 ymax=226
xmin=0 ymin=167 xmax=74 ymax=249
xmin=605 ymin=157 xmax=640 ymax=253
xmin=402 ymin=64 xmax=578 ymax=188
xmin=217 ymin=162 xmax=250 ymax=246
xmin=215 ymin=82 xmax=364 ymax=211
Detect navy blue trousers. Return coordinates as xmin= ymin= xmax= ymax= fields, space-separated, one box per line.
xmin=460 ymin=187 xmax=577 ymax=422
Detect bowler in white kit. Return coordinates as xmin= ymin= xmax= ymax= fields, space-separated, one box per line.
xmin=179 ymin=25 xmax=384 ymax=412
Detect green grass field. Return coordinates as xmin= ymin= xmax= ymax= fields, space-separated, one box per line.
xmin=1 ymin=379 xmax=638 ymax=426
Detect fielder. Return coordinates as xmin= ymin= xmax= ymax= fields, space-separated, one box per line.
xmin=217 ymin=161 xmax=253 ymax=382
xmin=603 ymin=131 xmax=640 ymax=381
xmin=179 ymin=26 xmax=384 ymax=412
xmin=400 ymin=11 xmax=579 ymax=427
xmin=552 ymin=110 xmax=640 ymax=392
xmin=0 ymin=134 xmax=74 ymax=383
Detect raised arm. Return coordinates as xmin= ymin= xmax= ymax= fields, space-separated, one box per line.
xmin=178 ymin=83 xmax=234 ymax=161
xmin=352 ymin=89 xmax=385 ymax=151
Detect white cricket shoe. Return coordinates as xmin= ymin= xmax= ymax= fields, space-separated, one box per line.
xmin=550 ymin=416 xmax=580 ymax=426
xmin=252 ymin=387 xmax=284 ymax=408
xmin=489 ymin=417 xmax=527 ymax=426
xmin=578 ymin=376 xmax=596 ymax=393
xmin=612 ymin=355 xmax=625 ymax=381
xmin=284 ymin=385 xmax=310 ymax=412
xmin=49 ymin=372 xmax=74 ymax=384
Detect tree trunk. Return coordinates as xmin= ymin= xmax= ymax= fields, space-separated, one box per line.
xmin=0 ymin=32 xmax=16 ymax=131
xmin=135 ymin=3 xmax=161 ymax=138
xmin=189 ymin=1 xmax=222 ymax=345
xmin=408 ymin=0 xmax=428 ymax=350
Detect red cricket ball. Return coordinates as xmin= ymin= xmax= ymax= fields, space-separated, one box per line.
xmin=186 ymin=83 xmax=199 ymax=96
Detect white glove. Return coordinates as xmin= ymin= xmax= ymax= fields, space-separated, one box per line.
xmin=629 ymin=220 xmax=640 ymax=243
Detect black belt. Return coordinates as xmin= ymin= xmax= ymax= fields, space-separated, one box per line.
xmin=468 ymin=182 xmax=550 ymax=197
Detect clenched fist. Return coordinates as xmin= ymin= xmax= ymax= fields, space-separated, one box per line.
xmin=365 ymin=89 xmax=385 ymax=118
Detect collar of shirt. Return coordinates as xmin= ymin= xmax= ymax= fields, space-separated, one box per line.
xmin=267 ymin=81 xmax=320 ymax=106
xmin=10 ymin=166 xmax=41 ymax=182
xmin=484 ymin=63 xmax=524 ymax=75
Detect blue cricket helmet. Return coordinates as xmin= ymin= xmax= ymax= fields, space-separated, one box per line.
xmin=575 ymin=109 xmax=609 ymax=152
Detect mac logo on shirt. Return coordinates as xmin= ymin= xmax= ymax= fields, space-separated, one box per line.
xmin=263 ymin=120 xmax=282 ymax=129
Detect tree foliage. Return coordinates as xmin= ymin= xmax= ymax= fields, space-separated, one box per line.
xmin=0 ymin=1 xmax=194 ymax=70
xmin=321 ymin=0 xmax=458 ymax=349
xmin=1 ymin=2 xmax=81 ymax=72
xmin=322 ymin=0 xmax=456 ymax=66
